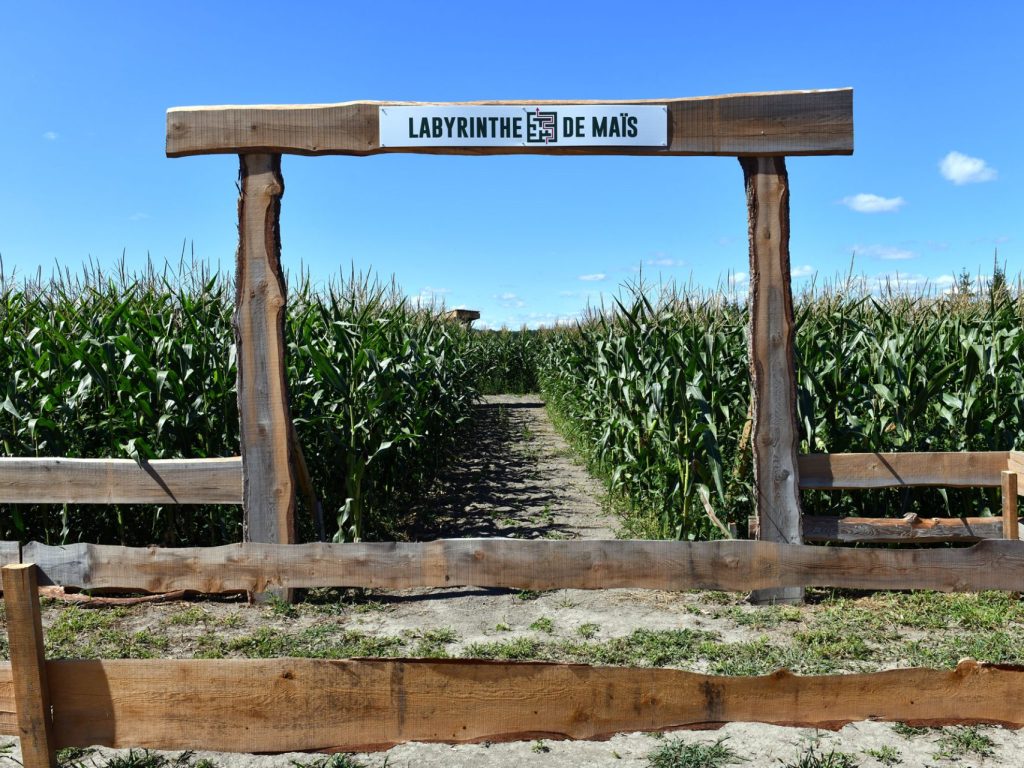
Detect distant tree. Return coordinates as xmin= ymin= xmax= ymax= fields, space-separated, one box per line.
xmin=955 ymin=268 xmax=973 ymax=297
xmin=990 ymin=250 xmax=1009 ymax=303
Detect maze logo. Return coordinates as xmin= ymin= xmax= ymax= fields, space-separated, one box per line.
xmin=526 ymin=108 xmax=557 ymax=144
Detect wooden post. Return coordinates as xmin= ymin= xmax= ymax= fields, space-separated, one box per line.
xmin=236 ymin=153 xmax=296 ymax=598
xmin=2 ymin=564 xmax=56 ymax=768
xmin=1003 ymin=471 xmax=1019 ymax=540
xmin=741 ymin=156 xmax=804 ymax=605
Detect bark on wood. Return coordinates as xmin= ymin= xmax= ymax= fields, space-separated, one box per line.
xmin=1 ymin=565 xmax=56 ymax=767
xmin=0 ymin=457 xmax=241 ymax=504
xmin=754 ymin=515 xmax=1015 ymax=543
xmin=236 ymin=153 xmax=296 ymax=553
xmin=166 ymin=89 xmax=854 ymax=158
xmin=1003 ymin=471 xmax=1019 ymax=540
xmin=24 ymin=658 xmax=1024 ymax=753
xmin=742 ymin=156 xmax=802 ymax=605
xmin=0 ymin=665 xmax=15 ymax=736
xmin=20 ymin=539 xmax=1024 ymax=594
xmin=798 ymin=452 xmax=1009 ymax=489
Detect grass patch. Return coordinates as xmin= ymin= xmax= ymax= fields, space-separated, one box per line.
xmin=530 ymin=616 xmax=555 ymax=634
xmin=46 ymin=608 xmax=169 ymax=660
xmin=862 ymin=745 xmax=901 ymax=766
xmin=577 ymin=622 xmax=600 ymax=639
xmin=646 ymin=737 xmax=744 ymax=768
xmin=783 ymin=746 xmax=859 ymax=768
xmin=890 ymin=722 xmax=932 ymax=738
xmin=289 ymin=755 xmax=367 ymax=768
xmin=933 ymin=726 xmax=997 ymax=761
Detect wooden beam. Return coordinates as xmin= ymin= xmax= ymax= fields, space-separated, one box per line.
xmin=1010 ymin=452 xmax=1024 ymax=485
xmin=0 ymin=664 xmax=15 ymax=736
xmin=36 ymin=658 xmax=1024 ymax=753
xmin=762 ymin=515 xmax=1012 ymax=544
xmin=1003 ymin=472 xmax=1019 ymax=540
xmin=799 ymin=452 xmax=1009 ymax=490
xmin=0 ymin=457 xmax=241 ymax=504
xmin=236 ymin=153 xmax=296 ymax=554
xmin=166 ymin=89 xmax=854 ymax=158
xmin=20 ymin=539 xmax=1024 ymax=594
xmin=2 ymin=565 xmax=56 ymax=768
xmin=742 ymin=155 xmax=802 ymax=605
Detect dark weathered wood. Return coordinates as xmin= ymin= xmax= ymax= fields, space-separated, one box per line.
xmin=20 ymin=539 xmax=1024 ymax=594
xmin=760 ymin=515 xmax=1014 ymax=543
xmin=236 ymin=153 xmax=296 ymax=556
xmin=166 ymin=89 xmax=854 ymax=158
xmin=798 ymin=452 xmax=1009 ymax=490
xmin=35 ymin=658 xmax=1024 ymax=753
xmin=1003 ymin=471 xmax=1019 ymax=540
xmin=2 ymin=565 xmax=56 ymax=767
xmin=0 ymin=457 xmax=241 ymax=504
xmin=742 ymin=155 xmax=802 ymax=605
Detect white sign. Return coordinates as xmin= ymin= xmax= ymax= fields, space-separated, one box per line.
xmin=379 ymin=105 xmax=668 ymax=148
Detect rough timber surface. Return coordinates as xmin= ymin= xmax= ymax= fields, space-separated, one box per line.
xmin=166 ymin=89 xmax=853 ymax=157
xmin=795 ymin=514 xmax=1016 ymax=543
xmin=798 ymin=451 xmax=1010 ymax=489
xmin=38 ymin=658 xmax=1024 ymax=753
xmin=0 ymin=457 xmax=241 ymax=504
xmin=21 ymin=538 xmax=1024 ymax=594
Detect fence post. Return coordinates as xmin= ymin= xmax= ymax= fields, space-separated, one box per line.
xmin=236 ymin=153 xmax=297 ymax=600
xmin=2 ymin=564 xmax=56 ymax=768
xmin=1003 ymin=471 xmax=1019 ymax=540
xmin=740 ymin=156 xmax=804 ymax=605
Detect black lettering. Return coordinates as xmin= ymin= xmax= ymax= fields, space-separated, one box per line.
xmin=563 ymin=116 xmax=575 ymax=137
xmin=609 ymin=117 xmax=621 ymax=137
xmin=408 ymin=117 xmax=416 ymax=138
xmin=500 ymin=116 xmax=512 ymax=138
xmin=576 ymin=116 xmax=585 ymax=137
xmin=457 ymin=117 xmax=468 ymax=138
xmin=444 ymin=116 xmax=457 ymax=137
xmin=431 ymin=117 xmax=443 ymax=138
xmin=475 ymin=117 xmax=487 ymax=138
xmin=419 ymin=117 xmax=430 ymax=138
xmin=627 ymin=115 xmax=638 ymax=138
xmin=593 ymin=116 xmax=608 ymax=137
xmin=513 ymin=116 xmax=523 ymax=138
xmin=488 ymin=116 xmax=499 ymax=136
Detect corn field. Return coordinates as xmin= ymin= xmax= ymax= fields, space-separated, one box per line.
xmin=0 ymin=264 xmax=478 ymax=545
xmin=537 ymin=278 xmax=1024 ymax=539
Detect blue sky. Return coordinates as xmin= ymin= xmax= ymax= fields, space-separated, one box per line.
xmin=1 ymin=1 xmax=1020 ymax=328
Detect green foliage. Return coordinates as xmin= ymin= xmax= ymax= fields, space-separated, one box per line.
xmin=0 ymin=262 xmax=478 ymax=545
xmin=469 ymin=328 xmax=540 ymax=394
xmin=537 ymin=279 xmax=1024 ymax=539
xmin=646 ymin=737 xmax=744 ymax=768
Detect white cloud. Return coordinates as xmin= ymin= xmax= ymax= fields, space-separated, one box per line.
xmin=853 ymin=244 xmax=915 ymax=261
xmin=940 ymin=151 xmax=997 ymax=185
xmin=841 ymin=193 xmax=905 ymax=213
xmin=578 ymin=273 xmax=606 ymax=282
xmin=791 ymin=265 xmax=815 ymax=278
xmin=868 ymin=272 xmax=958 ymax=293
xmin=42 ymin=131 xmax=58 ymax=141
xmin=646 ymin=257 xmax=686 ymax=267
xmin=413 ymin=286 xmax=450 ymax=307
xmin=495 ymin=291 xmax=525 ymax=308
xmin=127 ymin=212 xmax=150 ymax=221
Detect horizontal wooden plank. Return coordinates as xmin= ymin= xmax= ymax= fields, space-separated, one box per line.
xmin=166 ymin=89 xmax=853 ymax=158
xmin=47 ymin=658 xmax=1024 ymax=752
xmin=1009 ymin=451 xmax=1024 ymax=481
xmin=0 ymin=457 xmax=242 ymax=504
xmin=770 ymin=515 xmax=1013 ymax=544
xmin=798 ymin=451 xmax=1009 ymax=489
xmin=0 ymin=664 xmax=14 ymax=736
xmin=21 ymin=538 xmax=1024 ymax=594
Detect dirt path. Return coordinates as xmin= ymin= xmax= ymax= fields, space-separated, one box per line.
xmin=5 ymin=396 xmax=1024 ymax=767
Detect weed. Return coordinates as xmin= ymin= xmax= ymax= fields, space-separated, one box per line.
xmin=530 ymin=617 xmax=555 ymax=634
xmin=577 ymin=622 xmax=600 ymax=639
xmin=862 ymin=745 xmax=901 ymax=766
xmin=646 ymin=737 xmax=744 ymax=768
xmin=933 ymin=726 xmax=997 ymax=761
xmin=531 ymin=740 xmax=551 ymax=754
xmin=782 ymin=746 xmax=859 ymax=768
xmin=890 ymin=722 xmax=931 ymax=738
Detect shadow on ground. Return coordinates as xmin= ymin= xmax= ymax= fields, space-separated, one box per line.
xmin=408 ymin=398 xmax=579 ymax=541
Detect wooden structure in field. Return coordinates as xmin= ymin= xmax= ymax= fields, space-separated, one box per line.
xmin=7 ymin=88 xmax=1024 ymax=766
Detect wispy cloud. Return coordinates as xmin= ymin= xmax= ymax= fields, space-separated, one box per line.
xmin=494 ymin=291 xmax=525 ymax=308
xmin=127 ymin=212 xmax=150 ymax=221
xmin=791 ymin=265 xmax=815 ymax=278
xmin=42 ymin=131 xmax=58 ymax=141
xmin=841 ymin=193 xmax=905 ymax=213
xmin=645 ymin=257 xmax=686 ymax=268
xmin=578 ymin=273 xmax=606 ymax=282
xmin=853 ymin=244 xmax=915 ymax=261
xmin=868 ymin=271 xmax=957 ymax=292
xmin=940 ymin=151 xmax=997 ymax=185
xmin=413 ymin=286 xmax=450 ymax=307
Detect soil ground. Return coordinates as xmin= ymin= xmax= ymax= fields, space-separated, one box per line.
xmin=3 ymin=394 xmax=1024 ymax=767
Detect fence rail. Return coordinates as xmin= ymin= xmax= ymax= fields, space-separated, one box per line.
xmin=4 ymin=538 xmax=1023 ymax=594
